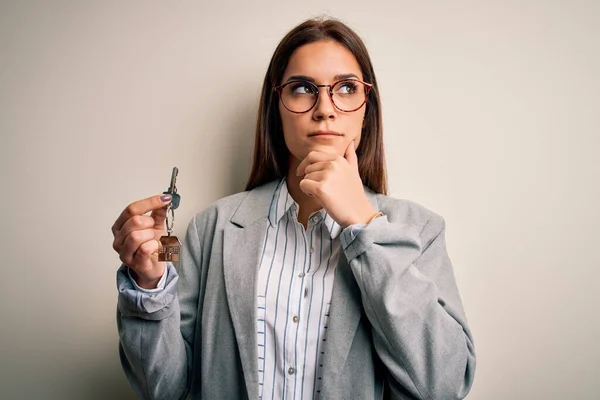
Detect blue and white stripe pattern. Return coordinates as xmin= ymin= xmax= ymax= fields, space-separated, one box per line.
xmin=257 ymin=178 xmax=341 ymax=400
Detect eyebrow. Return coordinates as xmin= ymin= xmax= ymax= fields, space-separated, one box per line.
xmin=285 ymin=73 xmax=360 ymax=83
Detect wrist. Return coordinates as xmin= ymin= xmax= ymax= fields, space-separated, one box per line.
xmin=342 ymin=204 xmax=378 ymax=228
xmin=366 ymin=211 xmax=384 ymax=223
xmin=129 ymin=267 xmax=163 ymax=289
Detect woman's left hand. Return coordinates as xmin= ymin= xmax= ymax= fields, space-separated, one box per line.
xmin=296 ymin=141 xmax=377 ymax=228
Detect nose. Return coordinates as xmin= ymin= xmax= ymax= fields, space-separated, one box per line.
xmin=312 ymin=87 xmax=336 ymax=120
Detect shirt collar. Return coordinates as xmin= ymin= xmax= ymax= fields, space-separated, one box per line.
xmin=268 ymin=178 xmax=295 ymax=226
xmin=268 ymin=178 xmax=342 ymax=239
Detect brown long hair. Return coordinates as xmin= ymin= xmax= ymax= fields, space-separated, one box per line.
xmin=245 ymin=17 xmax=387 ymax=194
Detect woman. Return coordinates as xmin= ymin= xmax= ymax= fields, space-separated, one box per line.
xmin=112 ymin=17 xmax=476 ymax=400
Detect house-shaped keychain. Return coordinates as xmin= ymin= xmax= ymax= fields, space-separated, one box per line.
xmin=158 ymin=235 xmax=182 ymax=262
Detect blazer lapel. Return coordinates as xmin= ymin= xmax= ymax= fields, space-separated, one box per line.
xmin=321 ymin=252 xmax=363 ymax=383
xmin=222 ymin=181 xmax=279 ymax=399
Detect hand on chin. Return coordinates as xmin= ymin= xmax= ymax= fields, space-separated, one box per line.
xmin=295 ymin=140 xmax=375 ymax=228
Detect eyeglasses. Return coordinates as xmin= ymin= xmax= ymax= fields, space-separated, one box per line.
xmin=274 ymin=79 xmax=373 ymax=113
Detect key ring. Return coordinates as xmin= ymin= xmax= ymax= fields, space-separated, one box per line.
xmin=166 ymin=204 xmax=175 ymax=235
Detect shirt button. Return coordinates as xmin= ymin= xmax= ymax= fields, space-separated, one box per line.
xmin=298 ymin=272 xmax=305 ymax=278
xmin=309 ymin=246 xmax=314 ymax=253
xmin=288 ymin=366 xmax=295 ymax=375
xmin=292 ymin=315 xmax=299 ymax=323
xmin=313 ymin=216 xmax=320 ymax=223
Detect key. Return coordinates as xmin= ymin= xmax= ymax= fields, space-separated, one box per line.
xmin=158 ymin=167 xmax=182 ymax=262
xmin=163 ymin=167 xmax=181 ymax=210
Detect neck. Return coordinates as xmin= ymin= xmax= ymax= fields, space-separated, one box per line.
xmin=286 ymin=159 xmax=322 ymax=228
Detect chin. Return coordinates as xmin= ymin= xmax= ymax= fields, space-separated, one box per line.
xmin=306 ymin=142 xmax=346 ymax=155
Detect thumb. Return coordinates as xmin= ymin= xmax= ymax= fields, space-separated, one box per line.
xmin=150 ymin=196 xmax=170 ymax=230
xmin=344 ymin=140 xmax=358 ymax=170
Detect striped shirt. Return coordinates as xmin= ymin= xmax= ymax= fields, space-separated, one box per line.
xmin=257 ymin=178 xmax=342 ymax=400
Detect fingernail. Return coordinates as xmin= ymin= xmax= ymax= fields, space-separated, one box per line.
xmin=160 ymin=194 xmax=172 ymax=202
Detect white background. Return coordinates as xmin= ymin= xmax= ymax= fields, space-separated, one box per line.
xmin=1 ymin=1 xmax=598 ymax=398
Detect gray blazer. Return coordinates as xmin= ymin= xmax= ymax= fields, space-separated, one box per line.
xmin=117 ymin=180 xmax=476 ymax=400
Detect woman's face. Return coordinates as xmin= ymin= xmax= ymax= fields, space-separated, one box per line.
xmin=279 ymin=40 xmax=366 ymax=167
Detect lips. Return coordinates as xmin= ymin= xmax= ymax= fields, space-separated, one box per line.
xmin=308 ymin=131 xmax=344 ymax=137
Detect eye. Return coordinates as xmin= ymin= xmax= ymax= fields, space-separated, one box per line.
xmin=289 ymin=81 xmax=316 ymax=95
xmin=335 ymin=81 xmax=359 ymax=95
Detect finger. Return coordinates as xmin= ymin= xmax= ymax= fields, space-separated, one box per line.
xmin=344 ymin=140 xmax=358 ymax=170
xmin=303 ymin=170 xmax=329 ymax=183
xmin=296 ymin=151 xmax=338 ymax=176
xmin=119 ymin=229 xmax=157 ymax=265
xmin=131 ymin=238 xmax=161 ymax=269
xmin=113 ymin=194 xmax=172 ymax=233
xmin=150 ymin=205 xmax=168 ymax=230
xmin=299 ymin=178 xmax=322 ymax=198
xmin=117 ymin=215 xmax=156 ymax=247
xmin=303 ymin=161 xmax=335 ymax=175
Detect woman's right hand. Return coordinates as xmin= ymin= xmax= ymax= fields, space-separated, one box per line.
xmin=111 ymin=194 xmax=173 ymax=289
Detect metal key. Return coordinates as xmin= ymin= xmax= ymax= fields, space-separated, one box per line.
xmin=158 ymin=167 xmax=182 ymax=262
xmin=163 ymin=167 xmax=181 ymax=210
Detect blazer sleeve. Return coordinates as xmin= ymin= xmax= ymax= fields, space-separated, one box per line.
xmin=342 ymin=213 xmax=476 ymax=400
xmin=116 ymin=215 xmax=203 ymax=400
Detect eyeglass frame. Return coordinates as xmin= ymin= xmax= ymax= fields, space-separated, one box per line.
xmin=273 ymin=79 xmax=374 ymax=114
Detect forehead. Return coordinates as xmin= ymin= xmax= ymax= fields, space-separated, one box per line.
xmin=282 ymin=40 xmax=363 ymax=82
